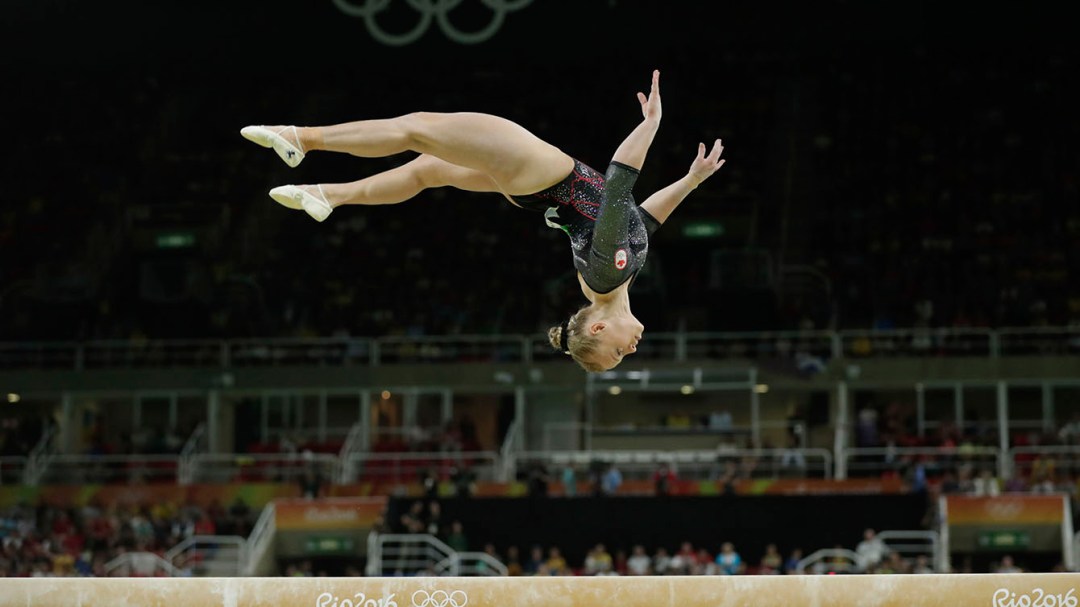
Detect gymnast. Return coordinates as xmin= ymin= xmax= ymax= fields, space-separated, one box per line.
xmin=241 ymin=70 xmax=725 ymax=372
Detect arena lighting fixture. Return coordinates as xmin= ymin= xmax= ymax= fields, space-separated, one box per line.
xmin=6 ymin=393 xmax=19 ymax=404
xmin=754 ymin=384 xmax=769 ymax=394
xmin=680 ymin=385 xmax=694 ymax=395
xmin=608 ymin=386 xmax=622 ymax=395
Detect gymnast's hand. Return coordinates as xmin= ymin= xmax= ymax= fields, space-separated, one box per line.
xmin=637 ymin=69 xmax=662 ymax=124
xmin=688 ymin=139 xmax=725 ymax=187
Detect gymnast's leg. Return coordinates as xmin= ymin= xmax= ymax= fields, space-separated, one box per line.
xmin=329 ymin=154 xmax=506 ymax=206
xmin=244 ymin=112 xmax=574 ymax=196
xmin=268 ymin=154 xmax=513 ymax=221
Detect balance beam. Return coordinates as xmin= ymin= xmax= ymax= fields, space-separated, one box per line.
xmin=1 ymin=574 xmax=1078 ymax=607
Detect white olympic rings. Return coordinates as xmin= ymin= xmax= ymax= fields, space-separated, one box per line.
xmin=331 ymin=0 xmax=533 ymax=46
xmin=411 ymin=590 xmax=468 ymax=607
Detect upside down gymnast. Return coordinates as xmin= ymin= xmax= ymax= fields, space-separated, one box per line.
xmin=241 ymin=70 xmax=725 ymax=372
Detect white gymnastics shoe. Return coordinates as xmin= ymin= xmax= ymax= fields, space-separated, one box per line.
xmin=269 ymin=185 xmax=333 ymax=222
xmin=240 ymin=125 xmax=305 ymax=168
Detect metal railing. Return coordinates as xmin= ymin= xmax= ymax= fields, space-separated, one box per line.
xmin=512 ymin=447 xmax=834 ymax=482
xmin=4 ymin=326 xmax=1080 ymax=370
xmin=1009 ymin=446 xmax=1080 ymax=480
xmin=433 ymin=552 xmax=510 ymax=576
xmin=498 ymin=418 xmax=521 ymax=483
xmin=795 ymin=548 xmax=860 ymax=574
xmin=244 ymin=502 xmax=276 ymax=576
xmin=23 ymin=426 xmax=57 ymax=485
xmin=178 ymin=423 xmax=208 ymax=485
xmin=14 ymin=445 xmax=1080 ymax=489
xmin=877 ymin=530 xmax=941 ymax=573
xmin=165 ymin=535 xmax=247 ymax=577
xmin=1074 ymin=531 xmax=1080 ymax=573
xmin=337 ymin=422 xmax=367 ymax=484
xmin=843 ymin=446 xmax=1002 ymax=479
xmin=185 ymin=452 xmax=339 ymax=484
xmin=105 ymin=551 xmax=183 ymax=577
xmin=368 ymin=533 xmax=507 ymax=577
xmin=342 ymin=451 xmax=501 ymax=485
xmin=37 ymin=454 xmax=181 ymax=485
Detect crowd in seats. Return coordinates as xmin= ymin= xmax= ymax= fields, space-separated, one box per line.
xmin=850 ymin=400 xmax=1080 ymax=487
xmin=0 ymin=497 xmax=254 ymax=577
xmin=802 ymin=46 xmax=1080 ymax=332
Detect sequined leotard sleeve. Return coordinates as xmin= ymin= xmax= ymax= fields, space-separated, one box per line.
xmin=582 ymin=161 xmax=645 ymax=293
xmin=510 ymin=159 xmax=661 ymax=294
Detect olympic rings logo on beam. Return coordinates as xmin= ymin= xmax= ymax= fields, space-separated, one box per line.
xmin=411 ymin=590 xmax=468 ymax=607
xmin=331 ymin=0 xmax=533 ymax=46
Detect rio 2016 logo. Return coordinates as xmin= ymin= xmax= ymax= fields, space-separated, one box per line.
xmin=993 ymin=588 xmax=1077 ymax=607
xmin=331 ymin=0 xmax=533 ymax=46
xmin=316 ymin=592 xmax=397 ymax=607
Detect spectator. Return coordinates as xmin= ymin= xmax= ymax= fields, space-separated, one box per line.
xmin=779 ymin=433 xmax=807 ymax=473
xmin=875 ymin=551 xmax=909 ymax=574
xmin=584 ymin=543 xmax=613 ymax=575
xmin=653 ymin=462 xmax=678 ymax=496
xmin=669 ymin=541 xmax=696 ymax=575
xmin=627 ymin=545 xmax=652 ymax=575
xmin=912 ymin=554 xmax=934 ymax=574
xmin=758 ymin=543 xmax=782 ymax=574
xmin=298 ymin=462 xmax=323 ymax=500
xmin=227 ymin=497 xmax=252 ymax=536
xmin=1059 ymin=413 xmax=1080 ymax=445
xmin=973 ymin=468 xmax=1001 ymax=496
xmin=715 ymin=542 xmax=743 ymax=575
xmin=543 ymin=547 xmax=569 ymax=576
xmin=398 ymin=501 xmax=426 ymax=534
xmin=192 ymin=512 xmax=215 ymax=536
xmin=526 ymin=462 xmax=550 ymax=497
xmin=561 ymin=465 xmax=577 ymax=497
xmin=955 ymin=465 xmax=976 ymax=494
xmin=1003 ymin=473 xmax=1029 ymax=493
xmin=476 ymin=543 xmax=503 ymax=575
xmin=425 ymin=500 xmax=443 ymax=536
xmin=783 ymin=548 xmax=803 ymax=574
xmin=505 ymin=546 xmax=524 ymax=576
xmin=613 ymin=548 xmax=629 ymax=576
xmin=600 ymin=463 xmax=623 ymax=496
xmin=524 ymin=545 xmax=545 ymax=575
xmin=418 ymin=468 xmax=439 ymax=500
xmin=995 ymin=555 xmax=1023 ymax=573
xmin=450 ymin=466 xmax=477 ymax=498
xmin=713 ymin=459 xmax=739 ymax=495
xmin=939 ymin=471 xmax=961 ymax=494
xmin=694 ymin=548 xmax=718 ymax=575
xmin=854 ymin=528 xmax=889 ymax=572
xmin=445 ymin=521 xmax=468 ymax=552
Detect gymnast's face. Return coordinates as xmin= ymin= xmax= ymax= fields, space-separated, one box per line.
xmin=588 ymin=314 xmax=644 ymax=370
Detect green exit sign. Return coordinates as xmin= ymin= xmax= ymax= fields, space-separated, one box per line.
xmin=682 ymin=222 xmax=724 ymax=238
xmin=305 ymin=536 xmax=355 ymax=555
xmin=155 ymin=232 xmax=196 ymax=249
xmin=978 ymin=530 xmax=1031 ymax=549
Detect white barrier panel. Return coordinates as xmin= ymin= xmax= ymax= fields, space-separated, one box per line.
xmin=1 ymin=574 xmax=1079 ymax=607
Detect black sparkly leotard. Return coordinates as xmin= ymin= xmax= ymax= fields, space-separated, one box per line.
xmin=511 ymin=159 xmax=661 ymax=294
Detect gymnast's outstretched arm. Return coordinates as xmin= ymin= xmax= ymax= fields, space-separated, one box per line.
xmin=639 ymin=139 xmax=726 ymax=225
xmin=610 ymin=69 xmax=662 ymax=170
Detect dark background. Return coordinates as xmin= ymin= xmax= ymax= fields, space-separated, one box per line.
xmin=3 ymin=0 xmax=1078 ymax=341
